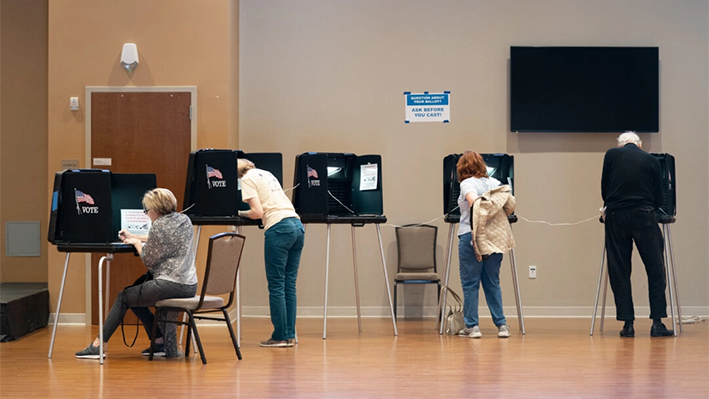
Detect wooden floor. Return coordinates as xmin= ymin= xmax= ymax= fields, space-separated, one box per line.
xmin=1 ymin=317 xmax=707 ymax=398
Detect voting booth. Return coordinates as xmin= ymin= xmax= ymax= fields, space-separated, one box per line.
xmin=591 ymin=153 xmax=681 ymax=337
xmin=181 ymin=149 xmax=283 ymax=345
xmin=443 ymin=153 xmax=514 ymax=220
xmin=292 ymin=152 xmax=396 ymax=339
xmin=183 ymin=149 xmax=284 ymax=217
xmin=47 ymin=169 xmax=156 ymax=364
xmin=438 ymin=153 xmax=525 ymax=335
xmin=292 ymin=152 xmax=383 ymax=217
xmin=652 ymin=153 xmax=676 ymax=222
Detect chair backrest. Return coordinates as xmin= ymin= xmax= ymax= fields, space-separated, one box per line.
xmin=199 ymin=232 xmax=246 ymax=304
xmin=395 ymin=224 xmax=437 ymax=272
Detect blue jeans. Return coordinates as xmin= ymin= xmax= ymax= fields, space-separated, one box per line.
xmin=264 ymin=217 xmax=305 ymax=341
xmin=458 ymin=233 xmax=506 ymax=328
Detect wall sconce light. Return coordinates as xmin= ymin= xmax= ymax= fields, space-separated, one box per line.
xmin=120 ymin=43 xmax=139 ymax=71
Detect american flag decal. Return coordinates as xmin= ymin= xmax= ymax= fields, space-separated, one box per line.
xmin=75 ymin=190 xmax=95 ymax=205
xmin=206 ymin=165 xmax=223 ymax=179
xmin=307 ymin=166 xmax=318 ymax=179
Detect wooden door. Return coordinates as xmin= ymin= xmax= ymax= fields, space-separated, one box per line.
xmin=90 ymin=91 xmax=192 ymax=325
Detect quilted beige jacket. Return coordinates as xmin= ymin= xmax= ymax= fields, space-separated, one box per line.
xmin=470 ymin=185 xmax=516 ymax=261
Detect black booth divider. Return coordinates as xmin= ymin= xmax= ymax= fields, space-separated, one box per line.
xmin=443 ymin=153 xmax=515 ymax=223
xmin=183 ymin=149 xmax=283 ymax=219
xmin=292 ymin=152 xmax=384 ymax=219
xmin=48 ymin=169 xmax=156 ymax=245
xmin=652 ymin=153 xmax=676 ymax=222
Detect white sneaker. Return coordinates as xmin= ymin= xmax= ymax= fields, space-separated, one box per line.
xmin=497 ymin=324 xmax=511 ymax=338
xmin=459 ymin=326 xmax=482 ymax=338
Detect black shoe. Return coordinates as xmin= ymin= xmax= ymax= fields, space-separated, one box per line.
xmin=141 ymin=343 xmax=165 ymax=357
xmin=650 ymin=323 xmax=674 ymax=337
xmin=619 ymin=325 xmax=635 ymax=337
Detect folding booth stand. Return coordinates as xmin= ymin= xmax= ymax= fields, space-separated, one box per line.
xmin=590 ymin=153 xmax=680 ymax=336
xmin=436 ymin=153 xmax=526 ymax=335
xmin=183 ymin=149 xmax=283 ymax=345
xmin=293 ymin=152 xmax=397 ymax=339
xmin=47 ymin=170 xmax=156 ymax=364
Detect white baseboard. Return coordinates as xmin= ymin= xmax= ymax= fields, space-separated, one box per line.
xmin=51 ymin=306 xmax=708 ymax=325
xmin=48 ymin=313 xmax=86 ymax=325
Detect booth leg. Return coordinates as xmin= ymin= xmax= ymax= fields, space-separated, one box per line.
xmin=48 ymin=253 xmax=71 ymax=358
xmin=351 ymin=226 xmax=362 ymax=333
xmin=665 ymin=225 xmax=682 ymax=333
xmin=323 ymin=224 xmax=331 ymax=339
xmin=590 ymin=244 xmax=606 ymax=336
xmin=236 ymin=225 xmax=242 ymax=345
xmin=105 ymin=260 xmax=111 ymax=317
xmin=600 ymin=264 xmax=609 ymax=332
xmin=662 ymin=225 xmax=677 ymax=337
xmin=508 ymin=248 xmax=525 ymax=335
xmin=376 ymin=224 xmax=397 ymax=336
xmin=438 ymin=223 xmax=456 ymax=335
xmin=98 ymin=254 xmax=111 ymax=365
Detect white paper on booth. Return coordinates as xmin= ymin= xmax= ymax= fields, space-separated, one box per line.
xmin=360 ymin=164 xmax=378 ymax=191
xmin=121 ymin=210 xmax=151 ymax=236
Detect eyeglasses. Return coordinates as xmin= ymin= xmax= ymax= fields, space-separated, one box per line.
xmin=143 ymin=209 xmax=150 ymax=214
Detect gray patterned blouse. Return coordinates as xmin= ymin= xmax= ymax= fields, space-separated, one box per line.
xmin=141 ymin=212 xmax=197 ymax=285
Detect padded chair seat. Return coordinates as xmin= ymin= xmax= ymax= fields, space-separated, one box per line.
xmin=395 ymin=272 xmax=440 ymax=281
xmin=155 ymin=295 xmax=224 ymax=310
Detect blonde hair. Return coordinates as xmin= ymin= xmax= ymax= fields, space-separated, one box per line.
xmin=617 ymin=131 xmax=641 ymax=147
xmin=237 ymin=158 xmax=255 ymax=179
xmin=142 ymin=188 xmax=177 ymax=216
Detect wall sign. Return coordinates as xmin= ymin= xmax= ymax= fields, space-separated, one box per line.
xmin=404 ymin=91 xmax=450 ymax=123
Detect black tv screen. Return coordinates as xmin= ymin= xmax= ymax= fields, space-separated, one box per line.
xmin=510 ymin=46 xmax=659 ymax=132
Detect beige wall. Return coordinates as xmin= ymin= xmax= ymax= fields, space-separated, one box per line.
xmin=0 ymin=0 xmax=48 ymax=283
xmin=239 ymin=0 xmax=709 ymax=317
xmin=47 ymin=0 xmax=238 ymax=316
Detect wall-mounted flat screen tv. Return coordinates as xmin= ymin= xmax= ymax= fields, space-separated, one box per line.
xmin=510 ymin=46 xmax=659 ymax=133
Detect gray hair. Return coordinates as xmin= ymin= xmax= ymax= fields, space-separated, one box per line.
xmin=617 ymin=131 xmax=641 ymax=147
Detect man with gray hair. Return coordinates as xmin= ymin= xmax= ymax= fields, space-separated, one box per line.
xmin=601 ymin=131 xmax=673 ymax=337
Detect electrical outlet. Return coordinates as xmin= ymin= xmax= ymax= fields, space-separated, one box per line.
xmin=529 ymin=265 xmax=537 ymax=279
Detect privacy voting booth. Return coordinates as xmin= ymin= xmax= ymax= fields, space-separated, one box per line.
xmin=438 ymin=153 xmax=525 ymax=335
xmin=292 ymin=152 xmax=397 ymax=338
xmin=591 ymin=153 xmax=682 ymax=336
xmin=47 ymin=169 xmax=156 ymax=364
xmin=182 ymin=149 xmax=283 ymax=344
xmin=183 ymin=149 xmax=284 ymax=218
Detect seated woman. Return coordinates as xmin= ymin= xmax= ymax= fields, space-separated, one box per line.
xmin=455 ymin=151 xmax=516 ymax=339
xmin=75 ymin=188 xmax=197 ymax=359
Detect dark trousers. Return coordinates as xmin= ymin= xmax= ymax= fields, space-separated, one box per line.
xmin=605 ymin=207 xmax=667 ymax=321
xmin=103 ymin=275 xmax=197 ymax=343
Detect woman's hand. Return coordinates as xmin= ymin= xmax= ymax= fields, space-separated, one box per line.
xmin=123 ymin=237 xmax=143 ymax=254
xmin=118 ymin=230 xmax=133 ymax=240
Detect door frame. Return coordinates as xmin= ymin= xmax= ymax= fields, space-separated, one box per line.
xmin=83 ymin=86 xmax=198 ymax=324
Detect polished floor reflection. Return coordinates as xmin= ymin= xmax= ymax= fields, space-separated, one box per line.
xmin=1 ymin=317 xmax=707 ymax=398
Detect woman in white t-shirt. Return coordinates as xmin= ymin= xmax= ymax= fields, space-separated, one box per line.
xmin=455 ymin=151 xmax=510 ymax=339
xmin=238 ymin=159 xmax=304 ymax=348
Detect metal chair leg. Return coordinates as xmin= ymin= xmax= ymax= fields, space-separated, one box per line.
xmin=223 ymin=309 xmax=242 ymax=360
xmin=188 ymin=312 xmax=206 ymax=364
xmin=393 ymin=283 xmax=398 ymax=320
